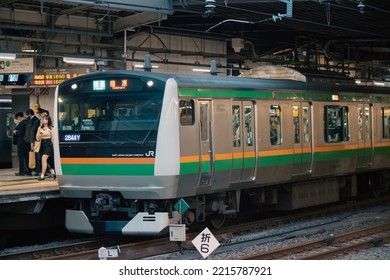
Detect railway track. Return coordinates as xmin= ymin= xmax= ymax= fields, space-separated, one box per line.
xmin=1 ymin=196 xmax=389 ymax=260
xmin=240 ymin=222 xmax=390 ymax=260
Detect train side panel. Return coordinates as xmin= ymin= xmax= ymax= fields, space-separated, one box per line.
xmin=210 ymin=99 xmax=234 ymax=191
xmin=372 ymin=103 xmax=390 ymax=169
xmin=255 ymin=100 xmax=294 ymax=185
xmin=311 ymin=101 xmax=357 ymax=177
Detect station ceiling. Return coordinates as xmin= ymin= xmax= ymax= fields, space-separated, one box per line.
xmin=1 ymin=1 xmax=390 ymax=77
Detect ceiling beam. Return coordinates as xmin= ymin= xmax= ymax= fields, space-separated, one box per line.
xmin=55 ymin=0 xmax=174 ymax=14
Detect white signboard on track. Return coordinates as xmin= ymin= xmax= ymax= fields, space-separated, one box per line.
xmin=98 ymin=246 xmax=120 ymax=259
xmin=191 ymin=227 xmax=220 ymax=259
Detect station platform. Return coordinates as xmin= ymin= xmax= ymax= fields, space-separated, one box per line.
xmin=0 ymin=168 xmax=59 ymax=201
xmin=0 ymin=168 xmax=62 ymax=230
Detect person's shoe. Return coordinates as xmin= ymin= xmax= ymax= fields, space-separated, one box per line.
xmin=38 ymin=174 xmax=45 ymax=181
xmin=49 ymin=169 xmax=57 ymax=180
xmin=15 ymin=172 xmax=24 ymax=176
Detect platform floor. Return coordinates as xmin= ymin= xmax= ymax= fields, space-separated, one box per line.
xmin=0 ymin=168 xmax=59 ymax=202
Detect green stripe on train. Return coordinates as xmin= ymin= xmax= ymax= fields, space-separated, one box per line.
xmin=314 ymin=149 xmax=365 ymax=161
xmin=180 ymin=157 xmax=257 ymax=175
xmin=180 ymin=147 xmax=384 ymax=175
xmin=275 ymin=92 xmax=336 ymax=101
xmin=61 ymin=164 xmax=155 ymax=176
xmin=179 ymin=88 xmax=273 ymax=99
xmin=374 ymin=146 xmax=390 ymax=155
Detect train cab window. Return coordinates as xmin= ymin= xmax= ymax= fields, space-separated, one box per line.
xmin=382 ymin=107 xmax=390 ymax=139
xmin=232 ymin=105 xmax=241 ymax=147
xmin=269 ymin=105 xmax=282 ymax=145
xmin=179 ymin=100 xmax=195 ymax=126
xmin=324 ymin=106 xmax=349 ymax=143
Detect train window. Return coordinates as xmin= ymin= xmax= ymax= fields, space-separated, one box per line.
xmin=324 ymin=106 xmax=349 ymax=143
xmin=6 ymin=112 xmax=13 ymax=139
xmin=358 ymin=107 xmax=363 ymax=140
xmin=342 ymin=107 xmax=350 ymax=141
xmin=293 ymin=105 xmax=300 ymax=143
xmin=232 ymin=105 xmax=241 ymax=147
xmin=382 ymin=107 xmax=390 ymax=139
xmin=245 ymin=105 xmax=253 ymax=146
xmin=179 ymin=100 xmax=194 ymax=126
xmin=358 ymin=106 xmax=371 ymax=140
xmin=303 ymin=106 xmax=310 ymax=143
xmin=270 ymin=105 xmax=281 ymax=145
xmin=200 ymin=103 xmax=209 ymax=141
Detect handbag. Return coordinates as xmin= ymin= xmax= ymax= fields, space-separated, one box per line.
xmin=33 ymin=141 xmax=41 ymax=153
xmin=29 ymin=150 xmax=36 ymax=169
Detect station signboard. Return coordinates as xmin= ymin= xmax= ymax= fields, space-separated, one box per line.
xmin=31 ymin=68 xmax=90 ymax=87
xmin=0 ymin=58 xmax=34 ymax=74
xmin=0 ymin=58 xmax=33 ymax=86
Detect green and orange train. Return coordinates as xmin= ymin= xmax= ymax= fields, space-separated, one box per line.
xmin=0 ymin=96 xmax=12 ymax=169
xmin=54 ymin=67 xmax=390 ymax=235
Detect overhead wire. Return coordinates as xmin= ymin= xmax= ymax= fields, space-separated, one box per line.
xmin=176 ymin=0 xmax=389 ymax=37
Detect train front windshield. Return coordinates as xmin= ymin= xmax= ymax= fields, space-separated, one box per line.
xmin=57 ymin=75 xmax=165 ymax=158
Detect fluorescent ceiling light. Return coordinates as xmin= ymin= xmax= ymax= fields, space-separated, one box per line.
xmin=133 ymin=64 xmax=159 ymax=69
xmin=373 ymin=81 xmax=385 ymax=86
xmin=63 ymin=57 xmax=95 ymax=65
xmin=0 ymin=53 xmax=16 ymax=60
xmin=192 ymin=68 xmax=210 ymax=73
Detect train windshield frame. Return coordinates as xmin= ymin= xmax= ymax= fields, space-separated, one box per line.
xmin=57 ymin=75 xmax=165 ymax=149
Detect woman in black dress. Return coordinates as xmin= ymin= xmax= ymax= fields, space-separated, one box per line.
xmin=36 ymin=115 xmax=56 ymax=180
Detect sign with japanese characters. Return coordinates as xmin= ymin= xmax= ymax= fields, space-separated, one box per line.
xmin=31 ymin=68 xmax=88 ymax=86
xmin=0 ymin=58 xmax=34 ymax=73
xmin=191 ymin=227 xmax=220 ymax=259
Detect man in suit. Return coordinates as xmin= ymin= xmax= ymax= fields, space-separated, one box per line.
xmin=25 ymin=108 xmax=37 ymax=175
xmin=13 ymin=112 xmax=29 ymax=176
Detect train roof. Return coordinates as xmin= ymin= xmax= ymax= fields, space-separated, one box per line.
xmin=59 ymin=68 xmax=390 ymax=96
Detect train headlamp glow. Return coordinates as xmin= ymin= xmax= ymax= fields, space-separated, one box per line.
xmin=331 ymin=94 xmax=339 ymax=101
xmin=147 ymin=80 xmax=154 ymax=87
xmin=71 ymin=83 xmax=78 ymax=90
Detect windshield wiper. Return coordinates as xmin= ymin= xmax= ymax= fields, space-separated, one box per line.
xmin=141 ymin=112 xmax=160 ymax=145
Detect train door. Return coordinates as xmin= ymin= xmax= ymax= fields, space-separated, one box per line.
xmin=0 ymin=99 xmax=12 ymax=168
xmin=231 ymin=101 xmax=256 ymax=183
xmin=292 ymin=102 xmax=313 ymax=175
xmin=357 ymin=104 xmax=373 ymax=168
xmin=198 ymin=101 xmax=213 ymax=186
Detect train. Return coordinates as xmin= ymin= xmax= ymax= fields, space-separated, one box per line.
xmin=53 ymin=66 xmax=390 ymax=235
xmin=0 ymin=95 xmax=12 ymax=169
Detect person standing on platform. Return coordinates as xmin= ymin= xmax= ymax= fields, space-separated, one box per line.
xmin=24 ymin=108 xmax=37 ymax=175
xmin=13 ymin=112 xmax=29 ymax=176
xmin=36 ymin=115 xmax=56 ymax=181
xmin=31 ymin=108 xmax=46 ymax=175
